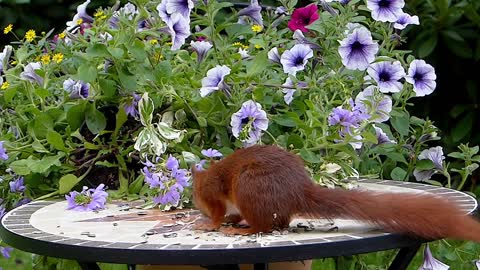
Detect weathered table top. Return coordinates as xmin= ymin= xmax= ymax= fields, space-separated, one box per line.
xmin=0 ymin=179 xmax=477 ymax=265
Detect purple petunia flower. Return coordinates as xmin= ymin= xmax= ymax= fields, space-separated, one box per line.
xmin=194 ymin=159 xmax=207 ymax=171
xmin=238 ymin=0 xmax=263 ymax=26
xmin=366 ymin=61 xmax=405 ymax=93
xmin=65 ymin=184 xmax=108 ymax=211
xmin=157 ymin=1 xmax=172 ymax=24
xmin=418 ymin=244 xmax=449 ymax=270
xmin=190 ymin=40 xmax=212 ymax=63
xmin=20 ymin=62 xmax=43 ymax=85
xmin=328 ymin=101 xmax=369 ymax=136
xmin=167 ymin=13 xmax=191 ymax=50
xmin=367 ymin=0 xmax=405 ymax=22
xmin=413 ymin=146 xmax=445 ymax=182
xmin=166 ymin=0 xmax=195 ymax=19
xmin=355 ymin=86 xmax=392 ymax=122
xmin=0 ymin=141 xmax=8 ymax=160
xmin=153 ymin=186 xmax=181 ymax=206
xmin=405 ymin=59 xmax=437 ymax=97
xmin=394 ymin=12 xmax=419 ymax=30
xmin=66 ymin=0 xmax=94 ymax=31
xmin=0 ymin=247 xmax=13 ymax=259
xmin=230 ymin=100 xmax=269 ymax=146
xmin=0 ymin=206 xmax=6 ymax=219
xmin=280 ymin=44 xmax=313 ymax=75
xmin=63 ymin=78 xmax=90 ymax=99
xmin=281 ymin=77 xmax=307 ymax=105
xmin=201 ymin=148 xmax=223 ymax=158
xmin=338 ymin=27 xmax=379 ymax=71
xmin=14 ymin=197 xmax=32 ymax=208
xmin=268 ymin=47 xmax=281 ymax=64
xmin=373 ymin=125 xmax=396 ymax=145
xmin=200 ymin=65 xmax=231 ymax=97
xmin=124 ymin=93 xmax=141 ymax=118
xmin=109 ymin=3 xmax=139 ymax=29
xmin=287 ymin=4 xmax=319 ymax=33
xmin=9 ymin=176 xmax=26 ymax=193
xmin=142 ymin=167 xmax=165 ymax=189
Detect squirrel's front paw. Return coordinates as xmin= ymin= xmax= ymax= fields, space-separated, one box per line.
xmin=193 ymin=221 xmax=220 ymax=232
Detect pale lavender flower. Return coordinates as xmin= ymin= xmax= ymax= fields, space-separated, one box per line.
xmin=238 ymin=47 xmax=250 ymax=59
xmin=65 ymin=184 xmax=108 ymax=211
xmin=20 ymin=62 xmax=43 ymax=85
xmin=0 ymin=45 xmax=12 ymax=73
xmin=275 ymin=6 xmax=288 ymax=15
xmin=153 ymin=186 xmax=181 ymax=206
xmin=413 ymin=146 xmax=445 ymax=182
xmin=344 ymin=23 xmax=363 ymax=35
xmin=63 ymin=78 xmax=90 ymax=99
xmin=195 ymin=159 xmax=207 ymax=170
xmin=268 ymin=47 xmax=281 ymax=64
xmin=167 ymin=13 xmax=191 ymax=50
xmin=238 ymin=0 xmax=263 ymax=26
xmin=142 ymin=167 xmax=164 ymax=189
xmin=200 ymin=65 xmax=231 ymax=97
xmin=0 ymin=247 xmax=12 ymax=259
xmin=366 ymin=61 xmax=405 ymax=93
xmin=293 ymin=30 xmax=320 ymax=50
xmin=14 ymin=198 xmax=31 ymax=208
xmin=157 ymin=1 xmax=172 ymax=23
xmin=475 ymin=260 xmax=480 ymax=270
xmin=66 ymin=0 xmax=94 ymax=31
xmin=280 ymin=44 xmax=313 ymax=75
xmin=355 ymin=86 xmax=392 ymax=123
xmin=201 ymin=148 xmax=223 ymax=158
xmin=338 ymin=27 xmax=379 ymax=70
xmin=418 ymin=244 xmax=449 ymax=270
xmin=119 ymin=3 xmax=138 ymax=20
xmin=9 ymin=176 xmax=25 ymax=193
xmin=166 ymin=0 xmax=195 ymax=18
xmin=0 ymin=141 xmax=8 ymax=160
xmin=124 ymin=93 xmax=140 ymax=118
xmin=373 ymin=125 xmax=396 ymax=145
xmin=367 ymin=0 xmax=405 ymax=22
xmin=282 ymin=77 xmax=307 ymax=105
xmin=405 ymin=59 xmax=437 ymax=97
xmin=190 ymin=41 xmax=212 ymax=63
xmin=230 ymin=100 xmax=269 ymax=145
xmin=394 ymin=12 xmax=419 ymax=30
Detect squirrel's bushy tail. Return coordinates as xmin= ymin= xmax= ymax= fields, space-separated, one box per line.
xmin=302 ymin=184 xmax=480 ymax=242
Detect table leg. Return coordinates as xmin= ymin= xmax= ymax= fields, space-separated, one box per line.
xmin=78 ymin=262 xmax=100 ymax=270
xmin=254 ymin=263 xmax=268 ymax=270
xmin=388 ymin=243 xmax=422 ymax=270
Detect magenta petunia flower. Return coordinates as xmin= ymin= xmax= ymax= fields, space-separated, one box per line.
xmin=288 ymin=4 xmax=319 ymax=33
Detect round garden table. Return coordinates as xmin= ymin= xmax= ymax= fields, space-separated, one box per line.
xmin=0 ymin=179 xmax=477 ymax=270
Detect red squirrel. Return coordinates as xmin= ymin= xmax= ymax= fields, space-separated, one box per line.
xmin=192 ymin=144 xmax=480 ymax=241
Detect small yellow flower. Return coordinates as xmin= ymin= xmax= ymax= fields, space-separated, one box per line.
xmin=150 ymin=39 xmax=158 ymax=45
xmin=254 ymin=44 xmax=262 ymax=49
xmin=3 ymin=24 xmax=13 ymax=34
xmin=35 ymin=55 xmax=41 ymax=61
xmin=53 ymin=53 xmax=64 ymax=64
xmin=166 ymin=41 xmax=173 ymax=46
xmin=41 ymin=54 xmax=51 ymax=65
xmin=77 ymin=18 xmax=83 ymax=25
xmin=153 ymin=53 xmax=163 ymax=61
xmin=11 ymin=60 xmax=17 ymax=65
xmin=25 ymin=29 xmax=36 ymax=42
xmin=1 ymin=82 xmax=9 ymax=90
xmin=242 ymin=45 xmax=249 ymax=49
xmin=58 ymin=32 xmax=66 ymax=39
xmin=94 ymin=10 xmax=104 ymax=18
xmin=233 ymin=42 xmax=243 ymax=47
xmin=251 ymin=24 xmax=262 ymax=33
xmin=101 ymin=15 xmax=108 ymax=20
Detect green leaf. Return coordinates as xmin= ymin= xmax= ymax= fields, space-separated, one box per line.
xmin=384 ymin=152 xmax=407 ymax=164
xmin=287 ymin=134 xmax=304 ymax=149
xmin=96 ymin=161 xmax=118 ymax=168
xmin=46 ymin=130 xmax=68 ymax=152
xmin=119 ymin=170 xmax=129 ymax=194
xmin=107 ymin=47 xmax=124 ymax=59
xmin=447 ymin=151 xmax=464 ymax=159
xmin=34 ymin=113 xmax=54 ymax=138
xmin=86 ymin=44 xmax=110 ymax=58
xmin=390 ymin=167 xmax=407 ymax=180
xmin=416 ymin=159 xmax=435 ymax=170
xmin=390 ymin=110 xmax=410 ymax=137
xmin=113 ymin=107 xmax=128 ymax=139
xmin=246 ymin=51 xmax=268 ymax=77
xmin=78 ymin=64 xmax=98 ymax=83
xmin=451 ymin=112 xmax=473 ymax=142
xmin=128 ymin=175 xmax=145 ymax=194
xmin=34 ymin=88 xmax=50 ymax=99
xmin=154 ymin=61 xmax=172 ymax=81
xmin=127 ymin=40 xmax=147 ymax=62
xmin=139 ymin=92 xmax=154 ymax=126
xmin=299 ymin=149 xmax=321 ymax=163
xmin=99 ymin=79 xmax=117 ymax=98
xmin=30 ymin=153 xmax=64 ymax=174
xmin=417 ymin=33 xmax=438 ymax=58
xmin=32 ymin=140 xmax=49 ymax=153
xmin=197 ymin=116 xmax=208 ymax=127
xmin=59 ymin=174 xmax=80 ymax=194
xmin=4 ymin=85 xmax=18 ymax=103
xmin=272 ymin=114 xmax=298 ymax=127
xmin=9 ymin=159 xmax=31 ymax=175
xmin=118 ymin=64 xmax=136 ymax=91
xmin=67 ymin=102 xmax=86 ymax=130
xmin=85 ymin=103 xmax=107 ymax=134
